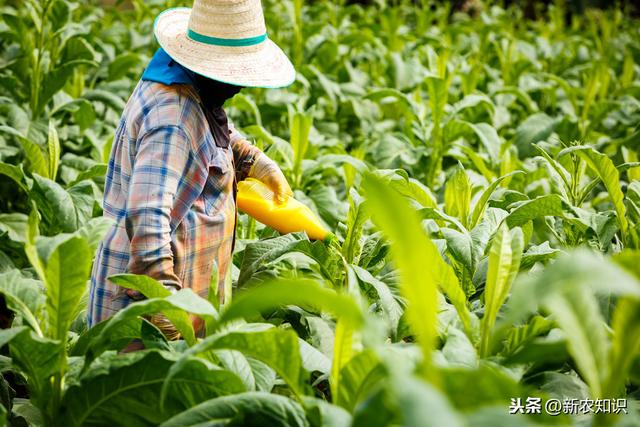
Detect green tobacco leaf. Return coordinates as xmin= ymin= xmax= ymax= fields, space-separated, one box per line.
xmin=479 ymin=225 xmax=523 ymax=357
xmin=71 ymin=317 xmax=141 ymax=357
xmin=10 ymin=330 xmax=64 ymax=413
xmin=441 ymin=228 xmax=475 ymax=274
xmin=218 ymin=279 xmax=363 ymax=329
xmin=0 ymin=213 xmax=28 ymax=243
xmin=0 ymin=162 xmax=29 ymax=193
xmin=0 ymin=126 xmax=47 ymax=177
xmin=159 ymin=392 xmax=307 ymax=427
xmin=603 ymin=297 xmax=640 ymax=397
xmin=109 ymin=274 xmax=208 ymax=344
xmin=31 ymin=174 xmax=77 ymax=232
xmin=335 ymin=349 xmax=384 ymax=411
xmin=452 ymin=121 xmax=501 ymax=164
xmin=561 ymin=146 xmax=629 ymax=244
xmin=545 ymin=288 xmax=608 ymax=397
xmin=513 ymin=113 xmax=558 ymax=158
xmin=351 ymin=266 xmax=402 ymax=333
xmin=520 ymin=242 xmax=560 ymax=269
xmin=110 ymin=274 xmax=174 ymax=299
xmin=107 ymin=52 xmax=142 ymax=81
xmin=501 ymin=315 xmax=553 ymax=357
xmin=331 ymin=319 xmax=354 ymax=408
xmin=47 ymin=121 xmax=60 ymax=181
xmin=470 ymin=171 xmax=524 ymax=228
xmin=0 ymin=270 xmax=44 ymax=335
xmin=363 ymin=173 xmax=462 ymax=375
xmin=59 ymin=351 xmax=245 ymax=427
xmin=441 ymin=362 xmax=531 ymax=411
xmin=290 ymin=109 xmax=312 ymax=184
xmin=505 ymin=194 xmax=567 ymax=228
xmin=444 ymin=164 xmax=471 ymax=228
xmin=302 ymin=397 xmax=352 ymax=427
xmin=76 ymin=217 xmax=114 ymax=253
xmin=165 ymin=326 xmax=303 ymax=401
xmin=501 ymin=250 xmax=640 ymax=396
xmin=353 ymin=373 xmax=463 ymax=427
xmin=92 ymin=289 xmax=217 ymax=348
xmin=341 ymin=190 xmax=369 ymax=264
xmin=378 ymin=169 xmax=437 ymax=209
xmin=238 ymin=234 xmax=341 ymax=287
xmin=43 ymin=235 xmax=92 ymax=340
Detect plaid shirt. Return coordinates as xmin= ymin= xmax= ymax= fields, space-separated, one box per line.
xmin=88 ymin=80 xmax=259 ymax=326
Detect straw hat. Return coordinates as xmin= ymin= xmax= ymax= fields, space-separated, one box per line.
xmin=153 ymin=0 xmax=296 ymax=88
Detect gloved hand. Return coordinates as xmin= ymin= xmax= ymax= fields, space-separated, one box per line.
xmin=248 ymin=152 xmax=293 ymax=204
xmin=149 ymin=313 xmax=181 ymax=341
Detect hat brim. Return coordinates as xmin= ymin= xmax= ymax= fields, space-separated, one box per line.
xmin=154 ymin=8 xmax=296 ymax=88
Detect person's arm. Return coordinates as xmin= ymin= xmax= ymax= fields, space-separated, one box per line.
xmin=125 ymin=125 xmax=191 ymax=289
xmin=229 ymin=122 xmax=293 ymax=203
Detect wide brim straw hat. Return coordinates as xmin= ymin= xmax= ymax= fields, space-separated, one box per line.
xmin=153 ymin=0 xmax=296 ymax=88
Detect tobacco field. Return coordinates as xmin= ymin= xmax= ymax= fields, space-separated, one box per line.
xmin=0 ymin=0 xmax=639 ymax=425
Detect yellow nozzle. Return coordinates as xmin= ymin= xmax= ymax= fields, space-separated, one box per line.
xmin=237 ymin=178 xmax=330 ymax=241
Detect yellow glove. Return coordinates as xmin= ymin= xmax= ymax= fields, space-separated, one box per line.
xmin=248 ymin=152 xmax=293 ymax=204
xmin=149 ymin=313 xmax=181 ymax=341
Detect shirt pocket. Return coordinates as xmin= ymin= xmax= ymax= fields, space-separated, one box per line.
xmin=202 ymin=146 xmax=233 ymax=216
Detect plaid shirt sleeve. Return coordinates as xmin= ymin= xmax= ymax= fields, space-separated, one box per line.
xmin=125 ymin=124 xmax=191 ymax=289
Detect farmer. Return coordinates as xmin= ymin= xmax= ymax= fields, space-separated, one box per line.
xmin=88 ymin=0 xmax=295 ymax=339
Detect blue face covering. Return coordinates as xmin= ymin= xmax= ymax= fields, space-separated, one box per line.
xmin=141 ymin=48 xmax=195 ymax=85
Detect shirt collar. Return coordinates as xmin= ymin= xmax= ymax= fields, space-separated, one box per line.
xmin=141 ymin=48 xmax=196 ymax=85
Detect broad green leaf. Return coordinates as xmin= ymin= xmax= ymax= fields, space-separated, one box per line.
xmin=330 ymin=319 xmax=354 ymax=408
xmin=544 ymin=288 xmax=607 ymax=397
xmin=448 ymin=121 xmax=501 ymax=164
xmin=30 ymin=174 xmax=77 ymax=232
xmin=504 ymin=194 xmax=567 ymax=228
xmin=218 ymin=279 xmax=363 ymax=329
xmin=603 ymin=297 xmax=640 ymax=397
xmin=59 ymin=351 xmax=245 ymax=426
xmin=353 ymin=373 xmax=463 ymax=427
xmin=440 ymin=362 xmax=531 ymax=411
xmin=43 ymin=235 xmax=92 ymax=340
xmin=159 ymin=392 xmax=307 ymax=427
xmin=10 ymin=330 xmax=64 ymax=415
xmin=289 ymin=110 xmax=312 ymax=186
xmin=165 ymin=327 xmax=303 ymax=401
xmin=351 ymin=265 xmax=402 ymax=333
xmin=0 ymin=213 xmax=28 ymax=243
xmin=302 ymin=397 xmax=352 ymax=427
xmin=470 ymin=171 xmax=524 ymax=228
xmin=363 ymin=173 xmax=447 ymax=375
xmin=238 ymin=234 xmax=341 ymax=287
xmin=0 ymin=126 xmax=47 ymax=177
xmin=335 ymin=349 xmax=384 ymax=411
xmin=513 ymin=113 xmax=558 ymax=158
xmin=479 ymin=225 xmax=523 ymax=357
xmin=299 ymin=338 xmax=331 ymax=374
xmin=441 ymin=228 xmax=475 ymax=274
xmin=107 ymin=53 xmax=142 ymax=81
xmin=109 ymin=274 xmax=208 ymax=344
xmin=92 ymin=289 xmax=217 ymax=349
xmin=0 ymin=270 xmax=44 ymax=335
xmin=0 ymin=162 xmax=29 ymax=193
xmin=444 ymin=164 xmax=471 ymax=228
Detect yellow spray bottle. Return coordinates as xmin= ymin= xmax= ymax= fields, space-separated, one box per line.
xmin=237 ymin=178 xmax=331 ymax=241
